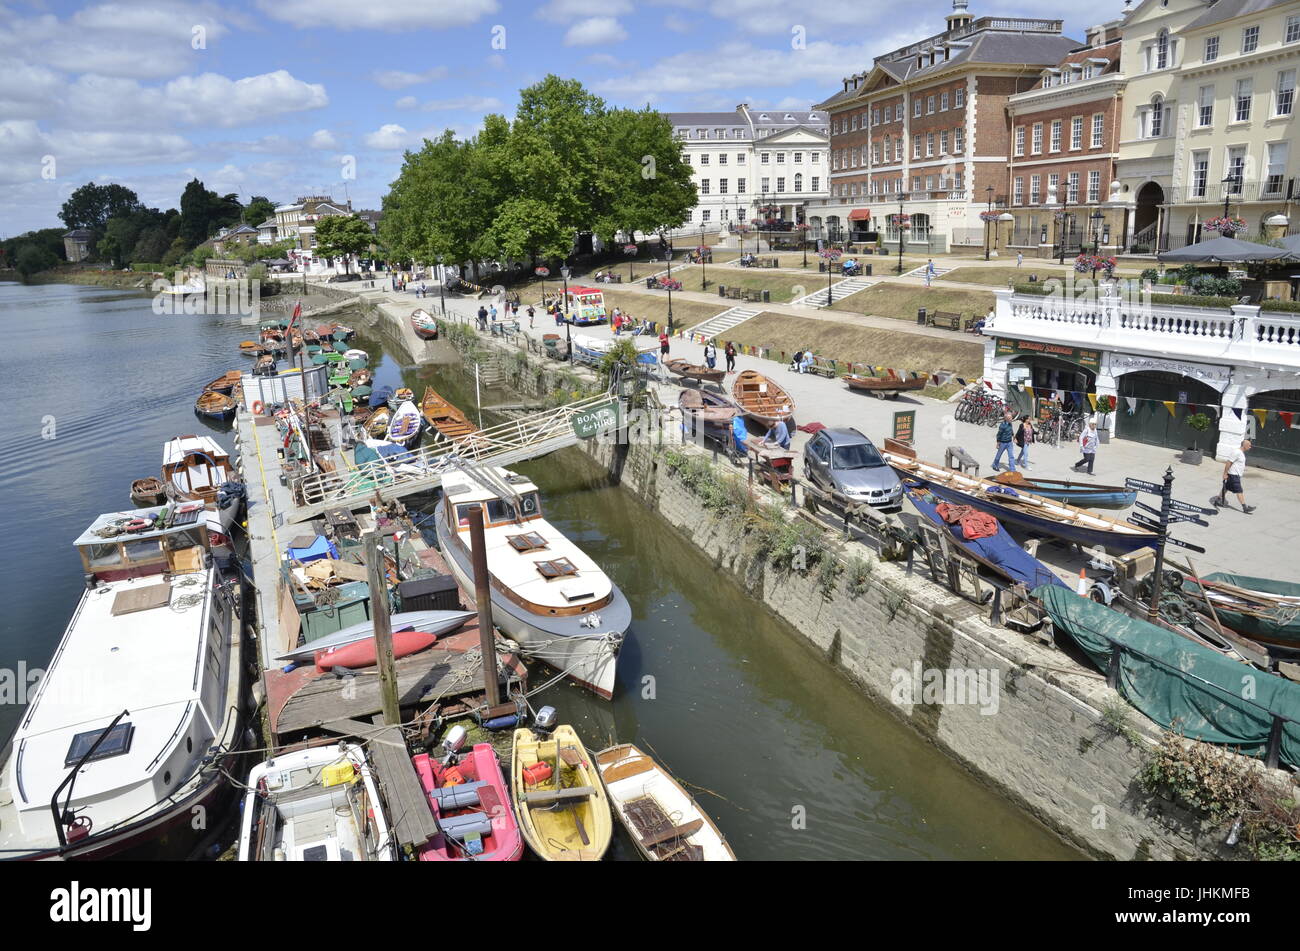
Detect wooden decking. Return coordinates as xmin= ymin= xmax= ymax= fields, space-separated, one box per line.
xmin=366 ymin=725 xmax=440 ymax=850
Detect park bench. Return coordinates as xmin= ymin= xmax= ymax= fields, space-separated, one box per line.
xmin=808 ymin=356 xmax=838 ymax=379
xmin=490 ymin=319 xmax=520 ymax=337
xmin=758 ymin=257 xmax=779 ymax=268
xmin=927 ymin=311 xmax=966 ymax=331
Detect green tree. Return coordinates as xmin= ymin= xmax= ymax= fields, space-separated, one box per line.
xmin=242 ymin=196 xmax=275 ymax=226
xmin=59 ymin=182 xmax=142 ymax=231
xmin=178 ymin=179 xmax=243 ymax=248
xmin=592 ymin=108 xmax=696 ymax=244
xmin=510 ymin=76 xmax=606 ymax=238
xmin=1 ymin=228 xmax=68 ymax=267
xmin=14 ymin=243 xmax=58 ymax=279
xmin=488 ymin=197 xmax=569 ymax=263
xmin=314 ymin=215 xmax=374 ymax=273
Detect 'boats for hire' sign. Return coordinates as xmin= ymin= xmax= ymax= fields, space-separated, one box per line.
xmin=570 ymin=400 xmax=621 ymax=439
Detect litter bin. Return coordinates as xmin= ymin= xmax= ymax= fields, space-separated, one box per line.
xmin=864 ymin=263 xmax=872 ymax=276
xmin=761 ymin=289 xmax=771 ymax=303
xmin=719 ymin=284 xmax=727 ymax=297
xmin=818 ymin=262 xmax=827 ymax=273
xmin=917 ymin=307 xmax=927 ymax=326
xmin=645 ymin=277 xmax=655 ymax=289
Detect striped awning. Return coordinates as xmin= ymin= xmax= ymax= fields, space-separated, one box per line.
xmin=848 ymin=208 xmax=872 ymax=221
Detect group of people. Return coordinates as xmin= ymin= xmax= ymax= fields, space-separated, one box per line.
xmin=591 ymin=270 xmax=618 ymax=283
xmin=789 ymin=349 xmax=816 ymax=374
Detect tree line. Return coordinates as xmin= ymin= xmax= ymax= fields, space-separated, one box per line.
xmin=379 ymin=75 xmax=695 ymax=280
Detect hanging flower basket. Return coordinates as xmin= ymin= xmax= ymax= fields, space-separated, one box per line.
xmin=534 ymin=266 xmax=550 ymax=277
xmin=818 ymin=248 xmax=842 ymax=261
xmin=1203 ymin=215 xmax=1247 ymax=235
xmin=978 ymin=210 xmax=1003 ymax=224
xmin=795 ymin=222 xmax=810 ymax=231
xmin=658 ymin=278 xmax=682 ymax=291
xmin=1073 ymin=253 xmax=1118 ymax=276
xmin=622 ymin=243 xmax=638 ymax=254
xmin=888 ymin=213 xmax=911 ymax=229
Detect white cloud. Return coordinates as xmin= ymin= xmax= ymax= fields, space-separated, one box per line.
xmin=664 ymin=14 xmax=691 ymax=33
xmin=309 ymin=129 xmax=340 ymax=150
xmin=564 ymin=17 xmax=627 ymax=47
xmin=0 ymin=120 xmax=197 ymax=188
xmin=257 ymin=0 xmax=499 ymax=30
xmin=536 ymin=0 xmax=632 ymax=20
xmin=395 ymin=96 xmax=419 ymax=110
xmin=372 ymin=67 xmax=449 ymax=90
xmin=364 ymin=124 xmax=428 ymax=150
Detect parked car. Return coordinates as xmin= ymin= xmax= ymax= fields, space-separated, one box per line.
xmin=328 ymin=273 xmax=362 ymax=283
xmin=802 ymin=428 xmax=902 ymax=508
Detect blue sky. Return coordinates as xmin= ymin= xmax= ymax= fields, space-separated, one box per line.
xmin=1 ymin=0 xmax=1103 ymax=237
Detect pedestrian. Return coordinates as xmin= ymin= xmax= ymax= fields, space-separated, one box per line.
xmin=1016 ymin=251 xmax=1024 ymax=269
xmin=489 ymin=304 xmax=497 ymax=326
xmin=527 ymin=304 xmax=535 ymax=329
xmin=658 ymin=329 xmax=670 ymax=358
xmin=725 ymin=341 xmax=737 ymax=372
xmin=1071 ymin=419 xmax=1100 ymax=475
xmin=763 ymin=417 xmax=791 ymax=450
xmin=992 ymin=408 xmax=1018 ymax=472
xmin=476 ymin=305 xmax=488 ymax=331
xmin=1014 ymin=414 xmax=1034 ymax=469
xmin=420 ymin=281 xmax=427 ymax=297
xmin=925 ymin=258 xmax=935 ymax=288
xmin=1213 ymin=439 xmax=1256 ymax=513
xmin=704 ymin=339 xmax=717 ymax=369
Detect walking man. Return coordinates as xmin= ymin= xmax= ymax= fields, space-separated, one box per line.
xmin=925 ymin=258 xmax=936 ymax=288
xmin=1213 ymin=439 xmax=1256 ymax=513
xmin=725 ymin=341 xmax=737 ymax=373
xmin=527 ymin=304 xmax=535 ymax=329
xmin=992 ymin=408 xmax=1018 ymax=472
xmin=1016 ymin=251 xmax=1024 ymax=269
xmin=704 ymin=339 xmax=717 ymax=370
xmin=1072 ymin=419 xmax=1100 ymax=475
xmin=476 ymin=305 xmax=488 ymax=331
xmin=658 ymin=329 xmax=670 ymax=382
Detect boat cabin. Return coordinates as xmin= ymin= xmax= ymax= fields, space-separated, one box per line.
xmin=73 ymin=502 xmax=210 ymax=582
xmin=162 ymin=435 xmax=234 ymax=504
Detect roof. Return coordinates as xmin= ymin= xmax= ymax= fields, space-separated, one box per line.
xmin=163 ymin=435 xmax=228 ymax=466
xmin=257 ymin=218 xmax=277 ymax=229
xmin=443 ymin=466 xmax=539 ymax=504
xmin=820 ymin=427 xmax=872 ymax=445
xmin=64 ymin=229 xmax=93 ymax=238
xmin=666 ymin=112 xmax=748 ymax=126
xmin=1184 ymin=0 xmax=1290 ymax=31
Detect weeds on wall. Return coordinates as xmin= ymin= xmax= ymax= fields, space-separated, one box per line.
xmin=845 ymin=556 xmax=874 ymax=599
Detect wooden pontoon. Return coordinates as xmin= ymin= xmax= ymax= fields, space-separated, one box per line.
xmin=732 ymin=369 xmax=794 ymax=426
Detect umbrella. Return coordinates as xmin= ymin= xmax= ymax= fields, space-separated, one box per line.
xmin=1276 ymin=233 xmax=1300 ymax=257
xmin=1158 ymin=236 xmax=1291 ymax=263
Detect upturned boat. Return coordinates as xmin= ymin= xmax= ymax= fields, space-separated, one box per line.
xmin=194 ymin=390 xmax=236 ymax=421
xmin=596 ymin=744 xmax=736 ymax=861
xmin=883 ymin=442 xmax=1158 ymax=553
xmin=511 ymin=722 xmax=612 ymax=861
xmin=386 ymin=400 xmax=423 ymax=449
xmin=665 ymin=358 xmax=725 ymax=384
xmin=411 ymin=309 xmax=440 ymax=340
xmin=274 ymin=609 xmax=476 ymax=661
xmin=844 ymin=373 xmax=926 ymax=398
xmin=237 ymin=744 xmax=395 ymax=861
xmin=990 ymin=471 xmax=1136 ymax=509
xmin=434 ymin=466 xmax=630 ymax=698
xmin=413 ymin=735 xmax=523 ymax=861
xmin=420 ymin=385 xmax=477 ymax=443
xmin=732 ymin=369 xmax=794 ymax=426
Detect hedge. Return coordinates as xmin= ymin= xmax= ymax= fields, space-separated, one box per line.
xmin=130 ymin=262 xmax=164 ymax=272
xmin=1011 ymin=283 xmax=1300 ymax=315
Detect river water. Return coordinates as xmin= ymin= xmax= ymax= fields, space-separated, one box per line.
xmin=0 ymin=281 xmax=1081 ymax=860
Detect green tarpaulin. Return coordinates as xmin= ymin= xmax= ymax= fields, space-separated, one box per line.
xmin=1035 ymin=585 xmax=1300 ymax=769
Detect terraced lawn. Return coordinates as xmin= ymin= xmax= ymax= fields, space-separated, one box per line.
xmin=595 ymin=288 xmax=725 ymax=331
xmin=825 ymin=280 xmax=997 ymax=323
xmin=939 ymin=265 xmax=1143 ymax=287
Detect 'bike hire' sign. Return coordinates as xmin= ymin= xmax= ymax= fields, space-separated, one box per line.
xmin=995 ymin=337 xmax=1101 ymax=372
xmin=570 ymin=400 xmax=621 ymax=439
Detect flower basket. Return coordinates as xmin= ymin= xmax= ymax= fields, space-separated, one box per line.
xmin=888 ymin=213 xmax=910 ymax=230
xmin=622 ymin=243 xmax=638 ymax=254
xmin=1203 ymin=215 xmax=1247 ymax=235
xmin=978 ymin=210 xmax=1003 ymax=224
xmin=658 ymin=278 xmax=682 ymax=291
xmin=817 ymin=248 xmax=842 ymax=261
xmin=534 ymin=266 xmax=550 ymax=277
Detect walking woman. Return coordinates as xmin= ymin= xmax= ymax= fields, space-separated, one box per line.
xmin=1015 ymin=414 xmax=1034 ymax=469
xmin=725 ymin=341 xmax=737 ymax=372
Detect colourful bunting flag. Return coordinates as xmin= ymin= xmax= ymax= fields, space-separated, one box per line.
xmin=1281 ymin=411 xmax=1295 ymax=429
xmin=1188 ymin=404 xmax=1197 ymax=415
xmin=1087 ymin=393 xmax=1098 ymax=410
xmin=1024 ymin=386 xmax=1034 ymax=399
xmin=1125 ymin=396 xmax=1137 ymax=414
xmin=1162 ymin=401 xmax=1176 ymax=417
xmin=1232 ymin=407 xmax=1243 ymax=419
xmin=1252 ymin=407 xmax=1269 ymax=428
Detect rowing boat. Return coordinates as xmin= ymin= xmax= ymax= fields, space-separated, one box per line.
xmin=129 ymin=476 xmax=167 ymax=506
xmin=238 ymin=340 xmax=263 ymax=357
xmin=595 ymin=744 xmax=736 ymax=861
xmin=991 ymin=470 xmax=1136 ymax=509
xmin=511 ymin=724 xmax=612 ymax=861
xmin=679 ymin=387 xmax=741 ymax=425
xmin=883 ymin=441 xmax=1158 ymax=553
xmin=732 ymin=369 xmax=794 ymax=426
xmin=411 ymin=309 xmax=440 ymax=340
xmin=844 ymin=373 xmax=926 ymax=399
xmin=420 ymin=385 xmax=477 ymax=442
xmin=1182 ymin=574 xmax=1300 ymax=647
xmin=203 ymin=370 xmax=243 ymax=395
xmin=386 ymin=400 xmax=422 ymax=449
xmin=194 ymin=390 xmax=237 ymax=420
xmin=665 ymin=358 xmax=725 ymax=383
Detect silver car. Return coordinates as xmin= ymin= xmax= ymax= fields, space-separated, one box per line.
xmin=803 ymin=428 xmax=902 ymax=508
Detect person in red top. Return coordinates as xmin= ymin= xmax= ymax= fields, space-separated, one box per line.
xmin=658 ymin=330 xmax=670 ymax=382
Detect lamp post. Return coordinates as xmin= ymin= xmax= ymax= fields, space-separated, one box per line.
xmin=984 ymin=185 xmax=994 ymax=261
xmin=1048 ymin=185 xmax=1070 ymax=265
xmin=560 ymin=264 xmax=571 ymax=362
xmin=799 ymin=222 xmax=809 ymax=268
xmin=661 ymin=277 xmax=680 ymax=334
xmin=818 ymin=247 xmax=841 ymax=305
xmin=699 ymin=225 xmax=708 ymax=289
xmin=896 ymin=199 xmax=906 ymax=276
xmin=534 ymin=265 xmax=549 ymax=313
xmin=1089 ymin=210 xmax=1105 ymax=255
xmin=624 ymin=241 xmax=637 ymax=282
xmin=436 ymin=254 xmax=445 ymax=315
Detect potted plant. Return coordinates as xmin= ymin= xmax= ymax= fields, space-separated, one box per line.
xmin=1181 ymin=412 xmax=1212 ymax=465
xmin=1095 ymin=394 xmax=1116 ymax=443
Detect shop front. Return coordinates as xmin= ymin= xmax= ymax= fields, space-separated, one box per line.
xmin=1246 ymin=389 xmax=1300 ymax=475
xmin=997 ymin=338 xmax=1099 ymax=418
xmin=1113 ymin=364 xmax=1225 ymax=455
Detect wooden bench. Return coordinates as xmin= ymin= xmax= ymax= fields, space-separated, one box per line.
xmin=928 ymin=311 xmax=965 ymax=331
xmin=808 ymin=357 xmax=838 ymax=379
xmin=523 ymin=786 xmax=597 ymax=806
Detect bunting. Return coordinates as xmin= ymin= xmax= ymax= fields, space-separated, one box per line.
xmin=1023 ymin=385 xmax=1034 ymax=400
xmin=1252 ymin=408 xmax=1269 ymax=428
xmin=1162 ymin=401 xmax=1177 ymax=417
xmin=1125 ymin=396 xmax=1137 ymax=413
xmin=1232 ymin=407 xmax=1243 ymax=419
xmin=1281 ymin=411 xmax=1295 ymax=429
xmin=1086 ymin=393 xmax=1098 ymax=411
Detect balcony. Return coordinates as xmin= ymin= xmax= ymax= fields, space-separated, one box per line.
xmin=990 ymin=289 xmax=1300 ymax=370
xmin=1164 ymin=179 xmax=1297 ymax=205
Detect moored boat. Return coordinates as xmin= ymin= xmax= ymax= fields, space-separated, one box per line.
xmin=420 ymin=385 xmax=477 ymax=442
xmin=366 ymin=407 xmax=392 ymax=440
xmin=665 ymin=357 xmax=725 ymax=384
xmin=237 ymin=744 xmax=395 ymax=861
xmin=596 ymin=744 xmax=736 ymax=861
xmin=203 ymin=370 xmax=243 ymax=395
xmin=991 ymin=470 xmax=1136 ymax=509
xmin=238 ymin=340 xmax=263 ymax=357
xmin=433 ymin=466 xmax=630 ymax=698
xmin=411 ymin=309 xmax=440 ymax=340
xmin=252 ymin=353 xmax=277 ymax=376
xmin=413 ymin=733 xmax=523 ymax=861
xmin=1181 ymin=574 xmax=1300 ymax=647
xmin=274 ymin=609 xmax=476 ymax=661
xmin=844 ymin=373 xmax=927 ymax=398
xmin=732 ymin=369 xmax=794 ymax=426
xmin=194 ymin=390 xmax=236 ymax=421
xmin=129 ymin=476 xmax=167 ymax=506
xmin=386 ymin=400 xmax=423 ymax=449
xmin=161 ymin=435 xmax=244 ymax=545
xmin=511 ymin=720 xmax=612 ymax=861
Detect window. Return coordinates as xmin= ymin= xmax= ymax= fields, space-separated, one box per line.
xmin=1235 ymin=78 xmax=1252 ymax=121
xmin=894 ymin=138 xmax=903 ymax=161
xmin=1031 ymin=123 xmax=1043 ymax=154
xmin=794 ymin=174 xmax=802 ymax=192
xmin=1156 ymin=29 xmax=1169 ymax=69
xmin=1048 ymin=172 xmax=1059 ymax=199
xmin=718 ymin=153 xmax=727 ymax=164
xmin=737 ymin=178 xmax=746 ymax=193
xmin=700 ymin=209 xmax=710 ymax=223
xmin=912 ymin=176 xmax=922 ymax=192
xmin=1191 ymin=151 xmax=1209 ymax=198
xmin=683 ymin=153 xmax=690 ymax=165
xmin=914 ymin=98 xmax=922 ymax=117
xmin=873 ymin=143 xmax=881 ymax=164
xmin=941 ymin=91 xmax=949 ymax=111
xmin=700 ymin=179 xmax=710 ymax=194
xmin=1242 ymin=25 xmax=1259 ymax=54
xmin=1071 ymin=117 xmax=1083 ymax=150
xmin=927 ymin=95 xmax=935 ymax=114
xmin=719 ymin=178 xmax=728 ymax=194
xmin=1030 ymin=174 xmax=1041 ymax=205
xmin=1205 ymin=35 xmax=1219 ymax=62
xmin=1050 ymin=119 xmax=1062 ymax=152
xmin=1288 ymin=15 xmax=1300 ymax=44
xmin=1198 ymin=85 xmax=1215 ymax=127
xmin=65 ymin=722 xmax=135 ymax=768
xmin=1266 ymin=142 xmax=1289 ymax=194
xmin=699 ymin=153 xmax=709 ymax=165
xmin=896 ymin=103 xmax=904 ymax=121
xmin=1013 ymin=176 xmax=1024 ymax=205
xmin=812 ymin=176 xmax=820 ymax=191
xmin=940 ymin=130 xmax=949 ymax=154
xmin=926 ymin=132 xmax=934 ymax=157
xmin=954 ymin=128 xmax=963 ymax=153
xmin=1226 ymin=147 xmax=1246 ymax=190
xmin=794 ymin=151 xmax=803 ymax=163
xmin=760 ymin=176 xmax=769 ymax=192
xmin=913 ymin=137 xmax=922 ymax=159
xmin=1014 ymin=127 xmax=1025 ymax=156
xmin=1149 ymin=95 xmax=1165 ymax=136
xmin=776 ymin=176 xmax=785 ymax=191
xmin=1277 ymin=70 xmax=1295 ymax=117
xmin=1088 ymin=170 xmax=1100 ymax=202
xmin=872 ymin=108 xmax=879 ymax=125
xmin=954 ymin=88 xmax=964 ymax=108
xmin=761 ymin=152 xmax=770 ymax=164
xmin=776 ymin=152 xmax=786 ymax=163
xmin=925 ymin=175 xmax=935 ymax=190
xmin=811 ymin=152 xmax=820 ymax=163
xmin=1067 ymin=171 xmax=1079 ymax=203
xmin=736 ymin=153 xmax=744 ymax=163
xmin=1092 ymin=113 xmax=1104 ymax=147
xmin=850 ymin=115 xmax=858 ymax=131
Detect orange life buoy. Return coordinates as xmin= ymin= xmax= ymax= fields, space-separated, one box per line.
xmin=251 ymin=400 xmax=264 ymax=415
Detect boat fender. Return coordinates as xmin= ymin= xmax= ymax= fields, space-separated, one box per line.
xmin=522 ymin=761 xmax=553 ymax=786
xmin=123 ymin=517 xmax=151 ymax=533
xmin=481 ymin=714 xmax=519 ymax=731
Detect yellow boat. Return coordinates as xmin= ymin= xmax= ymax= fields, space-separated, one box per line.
xmin=511 ymin=724 xmax=612 ymax=861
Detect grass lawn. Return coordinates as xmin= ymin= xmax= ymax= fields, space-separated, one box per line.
xmin=597 ymin=288 xmax=725 ymax=331
xmin=670 ymin=269 xmax=813 ymax=303
xmin=939 ymin=265 xmax=1142 ymax=287
xmin=825 ymin=280 xmax=997 ymax=322
xmin=719 ymin=311 xmax=985 ymax=379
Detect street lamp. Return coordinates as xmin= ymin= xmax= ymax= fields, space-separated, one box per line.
xmin=896 ymin=199 xmax=906 ymax=276
xmin=560 ymin=264 xmax=572 ymax=362
xmin=984 ymin=185 xmax=994 ymax=261
xmin=661 ymin=276 xmax=681 ymax=334
xmin=1047 ymin=184 xmax=1070 ymax=265
xmin=818 ymin=247 xmax=841 ymax=305
xmin=534 ymin=264 xmax=549 ymax=314
xmin=698 ymin=224 xmax=708 ymax=289
xmin=623 ymin=241 xmax=637 ymax=282
xmin=799 ymin=222 xmax=810 ymax=268
xmin=436 ymin=253 xmax=445 ymax=316
xmin=1089 ymin=210 xmax=1105 ymax=254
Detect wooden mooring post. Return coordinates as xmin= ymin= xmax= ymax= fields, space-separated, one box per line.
xmin=467 ymin=506 xmax=502 ymax=708
xmin=364 ymin=532 xmax=401 ymax=726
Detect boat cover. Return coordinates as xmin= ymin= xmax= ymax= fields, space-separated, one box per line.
xmin=1035 ymin=585 xmax=1300 ymax=769
xmin=370 ymin=385 xmax=395 ymax=408
xmin=287 ymin=536 xmax=339 ymax=563
xmin=1180 ymin=573 xmax=1300 ymax=644
xmin=354 ymin=441 xmax=418 ymax=467
xmin=909 ymin=488 xmax=1066 ymax=590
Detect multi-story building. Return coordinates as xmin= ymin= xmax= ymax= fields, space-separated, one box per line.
xmin=255 ymin=217 xmax=278 ymax=245
xmin=273 ymin=196 xmax=352 ymax=258
xmin=211 ymin=224 xmax=259 ymax=254
xmin=63 ymin=229 xmax=93 ymax=263
xmin=666 ymin=105 xmax=829 ymax=238
xmin=1116 ymin=0 xmax=1300 ymax=251
xmin=1005 ymin=21 xmax=1127 ymax=255
xmin=814 ymin=2 xmax=1080 ymax=251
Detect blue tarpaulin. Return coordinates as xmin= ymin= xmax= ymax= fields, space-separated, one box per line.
xmin=287 ymin=536 xmax=338 ymax=563
xmin=369 ymin=385 xmax=395 ymax=408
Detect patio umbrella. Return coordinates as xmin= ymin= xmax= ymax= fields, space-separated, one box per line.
xmin=1158 ymin=236 xmax=1291 ymax=263
xmin=1275 ymin=233 xmax=1300 ymax=257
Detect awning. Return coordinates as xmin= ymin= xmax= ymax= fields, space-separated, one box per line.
xmin=848 ymin=209 xmax=872 ymax=221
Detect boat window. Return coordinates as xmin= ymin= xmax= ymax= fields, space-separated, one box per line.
xmin=832 ymin=443 xmax=885 ymax=469
xmin=122 ymin=538 xmax=164 ymax=564
xmin=507 ymin=532 xmax=548 ymax=552
xmin=64 ymin=722 xmax=135 ymax=768
xmin=84 ymin=543 xmax=123 ymax=568
xmin=486 ymin=498 xmax=518 ymax=523
xmin=518 ymin=492 xmax=541 ymax=518
xmin=164 ymin=529 xmax=205 ymax=551
xmin=455 ymin=504 xmax=481 ymax=527
xmin=535 ymin=558 xmax=579 ymax=579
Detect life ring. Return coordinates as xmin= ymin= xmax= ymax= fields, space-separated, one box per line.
xmin=251 ymin=400 xmax=264 ymax=415
xmin=123 ymin=517 xmax=151 ymax=533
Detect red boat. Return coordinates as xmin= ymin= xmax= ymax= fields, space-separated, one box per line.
xmin=413 ymin=744 xmax=524 ymax=861
xmin=313 ymin=629 xmax=437 ymax=671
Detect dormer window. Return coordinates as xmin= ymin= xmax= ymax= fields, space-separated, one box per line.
xmin=784 ymin=113 xmax=794 ymax=121
xmin=507 ymin=532 xmax=548 ymax=552
xmin=759 ymin=113 xmax=769 ymax=120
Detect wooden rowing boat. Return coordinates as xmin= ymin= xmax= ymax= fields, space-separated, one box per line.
xmin=348 ymin=368 xmax=372 ymax=389
xmin=595 ymin=744 xmax=736 ymax=861
xmin=366 ymin=408 xmax=391 ymax=439
xmin=1182 ymin=574 xmax=1300 ymax=647
xmin=511 ymin=724 xmax=612 ymax=861
xmin=386 ymin=400 xmax=422 ymax=448
xmin=411 ymin=308 xmax=440 ymax=340
xmin=679 ymin=387 xmax=741 ymax=425
xmin=129 ymin=476 xmax=167 ymax=507
xmin=883 ymin=440 xmax=1158 ymax=553
xmin=844 ymin=373 xmax=926 ymax=399
xmin=665 ymin=358 xmax=725 ymax=383
xmin=203 ymin=370 xmax=242 ymax=395
xmin=420 ymin=385 xmax=477 ymax=442
xmin=732 ymin=369 xmax=794 ymax=426
xmin=991 ymin=470 xmax=1136 ymax=509
xmin=238 ymin=340 xmax=263 ymax=357
xmin=194 ymin=390 xmax=236 ymax=420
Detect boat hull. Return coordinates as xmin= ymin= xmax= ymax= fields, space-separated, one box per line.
xmin=413 ymin=744 xmax=523 ymax=862
xmin=435 ymin=500 xmax=627 ymax=699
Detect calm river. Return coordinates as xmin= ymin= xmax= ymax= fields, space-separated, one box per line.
xmin=0 ymin=281 xmax=1081 ymax=860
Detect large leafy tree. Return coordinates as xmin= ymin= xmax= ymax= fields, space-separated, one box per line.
xmin=178 ymin=179 xmax=244 ymax=249
xmin=14 ymin=243 xmax=58 ymax=279
xmin=314 ymin=215 xmax=374 ymax=273
xmin=242 ymin=196 xmax=276 ymax=226
xmin=592 ymin=108 xmax=696 ymax=245
xmin=59 ymin=182 xmax=142 ymax=231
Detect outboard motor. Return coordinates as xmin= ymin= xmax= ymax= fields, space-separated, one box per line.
xmin=441 ymin=724 xmax=468 ymax=765
xmin=534 ymin=705 xmax=558 ymax=736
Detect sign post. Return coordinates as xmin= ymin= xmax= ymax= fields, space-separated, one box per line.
xmin=892 ymin=409 xmax=916 ymax=445
xmin=570 ymin=400 xmax=621 ymax=440
xmin=1125 ymin=471 xmax=1216 ymax=620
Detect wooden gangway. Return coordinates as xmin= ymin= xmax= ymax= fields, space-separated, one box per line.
xmin=290 ymin=393 xmax=620 ymax=522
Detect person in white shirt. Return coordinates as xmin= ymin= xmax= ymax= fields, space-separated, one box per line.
xmin=1213 ymin=439 xmax=1255 ymax=513
xmin=1071 ymin=419 xmax=1100 ymax=474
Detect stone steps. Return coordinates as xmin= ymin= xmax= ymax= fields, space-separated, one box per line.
xmin=792 ymin=277 xmax=876 ymax=308
xmin=687 ymin=305 xmax=760 ymax=342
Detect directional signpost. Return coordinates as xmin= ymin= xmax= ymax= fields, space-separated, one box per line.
xmin=1124 ymin=470 xmax=1216 ymax=620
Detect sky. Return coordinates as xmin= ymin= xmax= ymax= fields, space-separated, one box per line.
xmin=0 ymin=0 xmax=1106 ymax=237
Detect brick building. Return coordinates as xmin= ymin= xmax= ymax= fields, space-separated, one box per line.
xmin=814 ymin=2 xmax=1080 ymax=252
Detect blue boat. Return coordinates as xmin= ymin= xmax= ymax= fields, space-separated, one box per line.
xmin=990 ymin=471 xmax=1136 ymax=509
